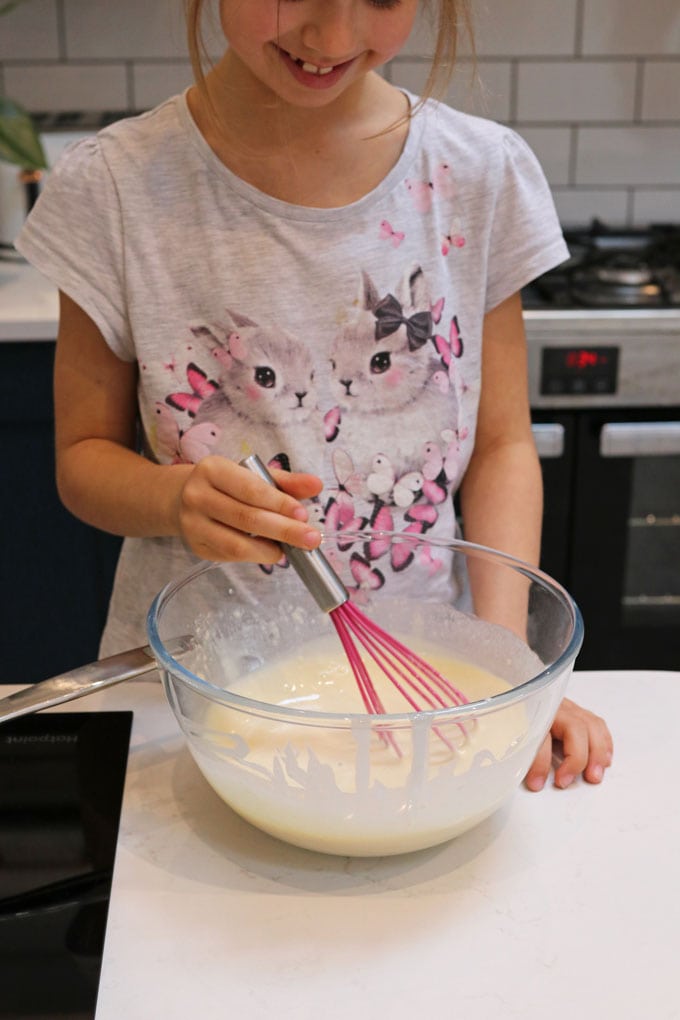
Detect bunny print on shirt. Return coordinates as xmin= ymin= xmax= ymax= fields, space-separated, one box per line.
xmin=327 ymin=264 xmax=465 ymax=483
xmin=188 ymin=308 xmax=324 ymax=467
xmin=148 ymin=260 xmax=473 ymax=592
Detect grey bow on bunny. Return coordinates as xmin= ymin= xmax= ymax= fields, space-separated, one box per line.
xmin=373 ymin=294 xmax=433 ymax=351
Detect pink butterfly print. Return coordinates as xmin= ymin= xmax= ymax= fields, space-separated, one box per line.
xmin=431 ymin=317 xmax=465 ymax=393
xmin=420 ymin=440 xmax=448 ymax=503
xmin=422 ymin=476 xmax=448 ymax=505
xmin=324 ymin=406 xmax=341 ymax=442
xmin=324 ymin=493 xmax=365 ymax=551
xmin=330 ymin=449 xmax=365 ymax=500
xmin=366 ymin=454 xmax=395 ymax=499
xmin=210 ymin=328 xmax=248 ymax=372
xmin=431 ymin=296 xmax=445 ymax=325
xmin=166 ymin=362 xmax=219 ymax=418
xmin=324 ymin=547 xmax=364 ymax=596
xmin=179 ymin=422 xmax=223 ymax=462
xmin=153 ymin=403 xmax=221 ymax=464
xmin=404 ymin=502 xmax=438 ymax=531
xmin=405 ymin=163 xmax=456 ymax=213
xmin=154 ymin=402 xmax=184 ymax=460
xmin=405 ymin=178 xmax=433 ymax=214
xmin=390 ymin=522 xmax=424 ymax=572
xmin=267 ymin=452 xmax=292 ymax=472
xmin=371 ymin=501 xmax=394 ymax=530
xmin=441 ymin=216 xmax=466 ymax=255
xmin=348 ymin=553 xmax=385 ymax=594
xmin=434 ymin=315 xmax=464 ymax=367
xmin=439 ymin=428 xmax=464 ymax=482
xmin=422 ymin=441 xmax=443 ymax=481
xmin=432 ymin=162 xmax=456 ymax=198
xmin=379 ymin=220 xmax=405 ymax=247
xmin=227 ymin=330 xmax=247 ymax=361
xmin=419 ymin=543 xmax=443 ymax=576
xmin=435 ymin=367 xmax=470 ymax=405
xmin=393 ymin=471 xmax=424 ymax=508
xmin=191 ymin=324 xmax=247 ymax=374
xmin=211 ymin=347 xmax=232 ymax=372
xmin=364 ymin=503 xmax=394 ymax=561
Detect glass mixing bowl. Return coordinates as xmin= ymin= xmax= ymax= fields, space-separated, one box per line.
xmin=147 ymin=535 xmax=583 ymax=857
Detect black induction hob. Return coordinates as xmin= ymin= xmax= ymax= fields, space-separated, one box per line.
xmin=0 ymin=712 xmax=132 ymax=1020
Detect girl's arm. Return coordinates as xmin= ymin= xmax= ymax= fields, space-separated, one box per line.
xmin=458 ymin=292 xmax=542 ymax=631
xmin=53 ymin=292 xmax=322 ymax=562
xmin=459 ymin=292 xmax=613 ymax=790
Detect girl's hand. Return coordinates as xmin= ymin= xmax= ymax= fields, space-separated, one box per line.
xmin=524 ymin=697 xmax=613 ymax=792
xmin=174 ymin=456 xmax=323 ymax=564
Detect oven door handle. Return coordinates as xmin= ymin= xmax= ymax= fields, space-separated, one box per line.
xmin=531 ymin=423 xmax=565 ymax=459
xmin=600 ymin=421 xmax=680 ymax=457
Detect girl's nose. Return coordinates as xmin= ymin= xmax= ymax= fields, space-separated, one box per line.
xmin=299 ymin=1 xmax=359 ymax=59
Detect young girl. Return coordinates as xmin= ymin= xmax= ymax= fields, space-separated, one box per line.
xmin=16 ymin=0 xmax=612 ymax=792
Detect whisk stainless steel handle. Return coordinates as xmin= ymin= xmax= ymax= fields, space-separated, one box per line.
xmin=240 ymin=454 xmax=349 ymax=614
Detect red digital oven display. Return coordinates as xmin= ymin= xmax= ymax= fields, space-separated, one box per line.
xmin=540 ymin=346 xmax=619 ymax=396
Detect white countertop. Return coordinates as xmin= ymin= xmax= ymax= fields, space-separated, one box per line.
xmin=9 ymin=669 xmax=677 ymax=1019
xmin=0 ymin=260 xmax=58 ymax=341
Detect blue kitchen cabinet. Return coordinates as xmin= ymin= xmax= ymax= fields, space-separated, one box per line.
xmin=1 ymin=341 xmax=122 ymax=684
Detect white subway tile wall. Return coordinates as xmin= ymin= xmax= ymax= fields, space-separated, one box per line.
xmin=1 ymin=0 xmax=678 ymax=226
xmin=62 ymin=0 xmax=188 ymax=61
xmin=5 ymin=63 xmax=129 ymax=111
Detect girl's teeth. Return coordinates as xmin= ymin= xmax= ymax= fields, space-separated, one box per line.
xmin=299 ymin=60 xmax=334 ymax=75
xmin=284 ymin=49 xmax=336 ymax=75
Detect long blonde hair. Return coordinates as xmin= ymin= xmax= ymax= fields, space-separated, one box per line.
xmin=184 ymin=1 xmax=474 ymax=110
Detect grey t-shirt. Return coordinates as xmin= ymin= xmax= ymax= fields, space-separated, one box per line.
xmin=17 ymin=90 xmax=568 ymax=654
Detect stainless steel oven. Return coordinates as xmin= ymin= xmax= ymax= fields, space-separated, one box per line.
xmin=524 ymin=224 xmax=680 ymax=669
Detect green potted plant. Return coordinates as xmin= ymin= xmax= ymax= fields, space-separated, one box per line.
xmin=0 ymin=94 xmax=47 ymax=172
xmin=0 ymin=0 xmax=47 ymax=170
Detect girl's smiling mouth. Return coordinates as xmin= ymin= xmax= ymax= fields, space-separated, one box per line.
xmin=276 ymin=46 xmax=356 ymax=89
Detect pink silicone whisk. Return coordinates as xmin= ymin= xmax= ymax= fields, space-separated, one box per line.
xmin=242 ymin=455 xmax=470 ymax=732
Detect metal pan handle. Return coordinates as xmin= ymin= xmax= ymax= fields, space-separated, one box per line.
xmin=0 ymin=637 xmax=194 ymax=724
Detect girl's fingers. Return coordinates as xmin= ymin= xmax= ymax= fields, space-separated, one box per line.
xmin=524 ymin=733 xmax=552 ymax=792
xmin=203 ymin=458 xmax=308 ymax=516
xmin=179 ymin=458 xmax=323 ymax=561
xmin=580 ymin=714 xmax=614 ymax=784
xmin=208 ymin=490 xmax=320 ymax=547
xmin=209 ymin=459 xmax=322 ymax=527
xmin=187 ymin=520 xmax=290 ymax=565
xmin=524 ymin=699 xmax=614 ymax=793
xmin=269 ymin=468 xmax=324 ymax=501
xmin=550 ymin=698 xmax=613 ymax=789
xmin=552 ymin=720 xmax=589 ymax=790
xmin=183 ymin=497 xmax=321 ymax=560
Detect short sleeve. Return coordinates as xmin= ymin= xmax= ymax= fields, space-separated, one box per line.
xmin=15 ymin=137 xmax=134 ymax=361
xmin=484 ymin=130 xmax=569 ymax=313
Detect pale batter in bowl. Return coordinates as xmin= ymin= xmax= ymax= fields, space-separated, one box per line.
xmin=189 ymin=635 xmax=533 ymax=856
